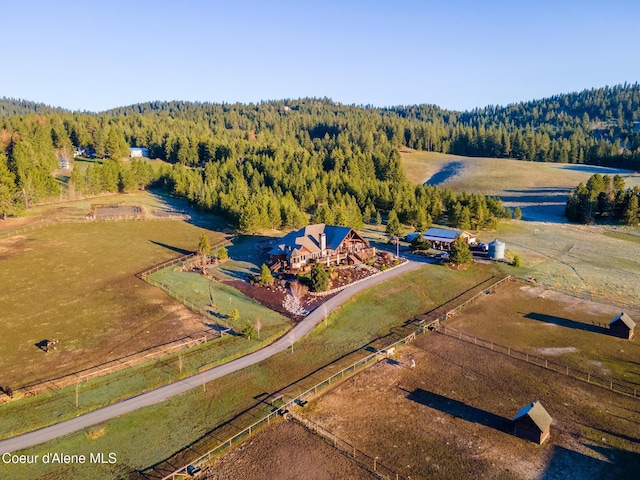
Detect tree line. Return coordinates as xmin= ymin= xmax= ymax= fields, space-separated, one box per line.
xmin=565 ymin=173 xmax=639 ymax=225
xmin=1 ymin=84 xmax=639 ymax=226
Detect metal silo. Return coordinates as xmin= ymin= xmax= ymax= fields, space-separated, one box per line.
xmin=488 ymin=239 xmax=505 ymax=260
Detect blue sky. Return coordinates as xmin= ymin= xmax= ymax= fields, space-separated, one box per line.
xmin=2 ymin=0 xmax=639 ymax=112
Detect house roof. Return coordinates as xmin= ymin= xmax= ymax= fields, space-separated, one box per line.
xmin=512 ymin=401 xmax=553 ymax=432
xmin=423 ymin=227 xmax=463 ymax=242
xmin=609 ymin=312 xmax=636 ymax=329
xmin=269 ymin=224 xmax=353 ymax=257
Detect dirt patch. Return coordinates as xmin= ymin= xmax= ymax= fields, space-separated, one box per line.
xmin=199 ymin=419 xmax=378 ymax=480
xmin=295 ymin=334 xmax=640 ymax=480
xmin=537 ymin=347 xmax=579 ymax=356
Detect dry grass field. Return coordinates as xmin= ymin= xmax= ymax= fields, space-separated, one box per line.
xmin=0 ymin=191 xmax=230 ymax=386
xmin=400 ymin=149 xmax=640 ymax=223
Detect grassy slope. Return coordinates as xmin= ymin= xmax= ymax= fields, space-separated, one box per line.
xmin=1 ymin=264 xmax=495 ymax=479
xmin=400 ymin=149 xmax=640 ymax=304
xmin=400 ymin=149 xmax=640 ymax=194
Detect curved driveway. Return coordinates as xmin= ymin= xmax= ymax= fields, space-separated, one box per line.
xmin=0 ymin=259 xmax=424 ymax=453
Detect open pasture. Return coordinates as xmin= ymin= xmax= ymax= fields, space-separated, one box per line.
xmin=0 ymin=192 xmax=229 ymax=386
xmin=298 ymin=326 xmax=640 ymax=479
xmin=444 ymin=280 xmax=640 ymax=386
xmin=492 ymin=221 xmax=640 ymax=305
xmin=400 ymin=149 xmax=640 ymax=222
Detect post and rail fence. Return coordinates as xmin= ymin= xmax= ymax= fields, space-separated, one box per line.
xmin=437 ymin=324 xmax=639 ymax=400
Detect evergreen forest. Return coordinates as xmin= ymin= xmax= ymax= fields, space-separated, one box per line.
xmin=1 ymin=83 xmax=640 ymax=228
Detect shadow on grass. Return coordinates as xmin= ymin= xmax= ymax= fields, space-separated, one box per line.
xmin=140 ymin=335 xmax=394 ymax=478
xmin=524 ymin=312 xmax=608 ymax=335
xmin=403 ymin=387 xmax=509 ymax=433
xmin=149 ymin=240 xmax=193 ymax=256
xmin=541 ymin=444 xmax=637 ymax=480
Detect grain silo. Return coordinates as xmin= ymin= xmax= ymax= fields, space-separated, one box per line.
xmin=488 ymin=239 xmax=505 ymax=260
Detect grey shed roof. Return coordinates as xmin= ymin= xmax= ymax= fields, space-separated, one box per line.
xmin=512 ymin=401 xmax=553 ymax=432
xmin=609 ymin=312 xmax=636 ymax=329
xmin=423 ymin=227 xmax=463 ymax=241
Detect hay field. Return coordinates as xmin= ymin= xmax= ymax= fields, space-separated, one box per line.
xmin=400 ymin=149 xmax=640 ymax=222
xmin=0 ymin=192 xmax=228 ymax=386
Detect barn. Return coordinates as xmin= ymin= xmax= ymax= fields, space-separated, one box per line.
xmin=512 ymin=401 xmax=552 ymax=444
xmin=609 ymin=312 xmax=635 ymax=340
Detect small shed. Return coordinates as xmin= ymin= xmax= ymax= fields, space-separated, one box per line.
xmin=609 ymin=312 xmax=635 ymax=340
xmin=512 ymin=400 xmax=552 ymax=444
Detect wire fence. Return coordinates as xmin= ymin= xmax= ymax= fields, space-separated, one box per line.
xmin=437 ymin=324 xmax=640 ymax=400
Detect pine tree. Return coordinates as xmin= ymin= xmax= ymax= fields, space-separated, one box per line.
xmin=309 ymin=263 xmax=329 ymax=292
xmin=385 ymin=210 xmax=401 ymax=238
xmin=449 ymin=235 xmax=472 ymax=265
xmin=259 ymin=263 xmax=274 ymax=285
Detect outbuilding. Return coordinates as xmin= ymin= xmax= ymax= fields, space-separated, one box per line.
xmin=422 ymin=227 xmax=475 ymax=250
xmin=609 ymin=312 xmax=635 ymax=340
xmin=512 ymin=401 xmax=552 ymax=445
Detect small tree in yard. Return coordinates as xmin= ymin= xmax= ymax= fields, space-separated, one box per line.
xmin=242 ymin=323 xmax=257 ymax=340
xmin=198 ymin=231 xmax=211 ymax=266
xmin=217 ymin=246 xmax=228 ymax=260
xmin=449 ymin=235 xmax=472 ymax=265
xmin=513 ymin=207 xmax=523 ymax=220
xmin=410 ymin=235 xmax=432 ymax=252
xmin=255 ymin=318 xmax=262 ymax=339
xmin=309 ymin=263 xmax=329 ymax=292
xmin=259 ymin=263 xmax=274 ymax=285
xmin=512 ymin=254 xmax=522 ymax=267
xmin=228 ymin=308 xmax=239 ymax=323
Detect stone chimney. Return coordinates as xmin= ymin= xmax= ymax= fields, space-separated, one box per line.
xmin=320 ymin=232 xmax=327 ymax=256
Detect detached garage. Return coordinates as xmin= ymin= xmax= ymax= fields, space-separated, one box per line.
xmin=512 ymin=401 xmax=552 ymax=445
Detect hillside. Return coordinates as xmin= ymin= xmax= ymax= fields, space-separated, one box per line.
xmin=400 ymin=149 xmax=640 ymax=222
xmin=0 ymin=97 xmax=68 ymax=118
xmin=1 ymin=84 xmax=639 ymax=228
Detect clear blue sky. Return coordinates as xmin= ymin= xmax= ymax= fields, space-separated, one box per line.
xmin=2 ymin=0 xmax=639 ymax=112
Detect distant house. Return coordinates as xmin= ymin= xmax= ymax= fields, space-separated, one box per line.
xmin=609 ymin=312 xmax=635 ymax=340
xmin=269 ymin=223 xmax=372 ymax=272
xmin=422 ymin=227 xmax=476 ymax=250
xmin=129 ymin=147 xmax=149 ymax=158
xmin=512 ymin=401 xmax=553 ymax=445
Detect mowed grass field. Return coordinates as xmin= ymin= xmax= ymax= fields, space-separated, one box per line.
xmin=400 ymin=149 xmax=640 ymax=222
xmin=399 ymin=149 xmax=640 ymax=304
xmin=1 ymin=264 xmax=498 ymax=479
xmin=0 ymin=191 xmax=229 ymax=386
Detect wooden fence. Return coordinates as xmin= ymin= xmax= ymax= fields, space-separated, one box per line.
xmin=0 ymin=332 xmax=221 ymax=404
xmin=290 ymin=414 xmax=406 ymax=480
xmin=0 ymin=250 xmax=231 ymax=404
xmin=437 ymin=324 xmax=639 ymax=400
xmin=160 ymin=275 xmax=515 ymax=479
xmin=161 ymin=331 xmax=421 ymax=480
